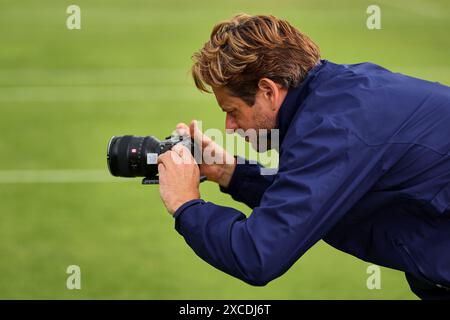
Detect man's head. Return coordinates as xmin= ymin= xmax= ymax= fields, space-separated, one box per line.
xmin=191 ymin=13 xmax=320 ymax=136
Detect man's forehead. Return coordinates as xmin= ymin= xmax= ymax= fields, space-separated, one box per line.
xmin=212 ymin=87 xmax=230 ymax=107
xmin=212 ymin=86 xmax=239 ymax=109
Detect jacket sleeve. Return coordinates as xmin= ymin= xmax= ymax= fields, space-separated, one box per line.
xmin=174 ymin=117 xmax=384 ymax=286
xmin=218 ymin=157 xmax=277 ymax=209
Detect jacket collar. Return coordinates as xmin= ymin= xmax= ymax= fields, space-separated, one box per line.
xmin=275 ymin=60 xmax=328 ymax=144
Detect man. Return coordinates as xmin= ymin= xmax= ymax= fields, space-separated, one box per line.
xmin=156 ymin=14 xmax=450 ymax=299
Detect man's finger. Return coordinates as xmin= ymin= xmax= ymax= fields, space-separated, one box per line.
xmin=171 ymin=143 xmax=185 ymax=157
xmin=157 ymin=151 xmax=169 ymax=164
xmin=176 ymin=123 xmax=190 ymax=136
xmin=172 ymin=144 xmax=196 ymax=165
xmin=158 ymin=151 xmax=179 ymax=168
xmin=158 ymin=163 xmax=167 ymax=185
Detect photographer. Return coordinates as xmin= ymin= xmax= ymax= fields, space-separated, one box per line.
xmin=156 ymin=14 xmax=450 ymax=299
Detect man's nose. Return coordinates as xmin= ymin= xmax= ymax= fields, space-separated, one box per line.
xmin=225 ymin=114 xmax=239 ymax=131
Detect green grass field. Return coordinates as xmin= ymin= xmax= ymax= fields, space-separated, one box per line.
xmin=0 ymin=0 xmax=448 ymax=299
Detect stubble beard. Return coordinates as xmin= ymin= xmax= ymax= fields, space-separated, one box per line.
xmin=251 ymin=110 xmax=276 ymax=152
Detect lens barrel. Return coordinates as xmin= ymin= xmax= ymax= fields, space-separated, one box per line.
xmin=107 ymin=135 xmax=161 ymax=178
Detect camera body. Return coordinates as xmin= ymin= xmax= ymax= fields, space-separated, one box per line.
xmin=107 ymin=134 xmax=199 ymax=184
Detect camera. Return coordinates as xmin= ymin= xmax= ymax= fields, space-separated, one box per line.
xmin=107 ymin=134 xmax=205 ymax=184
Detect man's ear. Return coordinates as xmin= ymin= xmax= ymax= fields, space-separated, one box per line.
xmin=258 ymin=78 xmax=280 ymax=110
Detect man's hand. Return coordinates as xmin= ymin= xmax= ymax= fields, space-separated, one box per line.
xmin=157 ymin=144 xmax=201 ymax=215
xmin=176 ymin=120 xmax=236 ymax=188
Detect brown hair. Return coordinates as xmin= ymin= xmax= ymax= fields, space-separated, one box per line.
xmin=191 ymin=13 xmax=321 ymax=105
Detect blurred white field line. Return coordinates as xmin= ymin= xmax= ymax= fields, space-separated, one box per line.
xmin=0 ymin=68 xmax=206 ymax=102
xmin=1 ymin=4 xmax=447 ymax=27
xmin=0 ymin=85 xmax=202 ymax=102
xmin=0 ymin=66 xmax=448 ymax=102
xmin=377 ymin=0 xmax=447 ymax=19
xmin=0 ymin=7 xmax=380 ymax=23
xmin=0 ymin=69 xmax=191 ymax=84
xmin=0 ymin=66 xmax=448 ymax=84
xmin=0 ymin=169 xmax=132 ymax=183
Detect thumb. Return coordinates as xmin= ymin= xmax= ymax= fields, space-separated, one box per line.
xmin=190 ymin=120 xmax=212 ymax=148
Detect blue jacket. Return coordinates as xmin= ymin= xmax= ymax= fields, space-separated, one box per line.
xmin=173 ymin=60 xmax=450 ymax=287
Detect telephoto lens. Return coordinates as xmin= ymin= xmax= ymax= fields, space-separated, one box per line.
xmin=107 ymin=134 xmax=204 ymax=184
